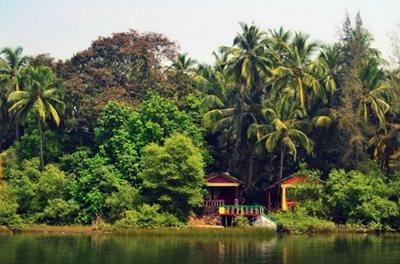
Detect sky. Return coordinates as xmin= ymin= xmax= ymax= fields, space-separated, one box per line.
xmin=1 ymin=0 xmax=399 ymax=63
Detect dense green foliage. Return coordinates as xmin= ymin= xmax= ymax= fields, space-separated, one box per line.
xmin=139 ymin=134 xmax=206 ymax=221
xmin=1 ymin=13 xmax=400 ymax=229
xmin=325 ymin=169 xmax=400 ymax=228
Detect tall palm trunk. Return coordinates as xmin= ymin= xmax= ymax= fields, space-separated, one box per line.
xmin=15 ymin=82 xmax=20 ymax=140
xmin=229 ymin=95 xmax=244 ymax=172
xmin=247 ymin=145 xmax=254 ymax=188
xmin=277 ymin=144 xmax=286 ymax=197
xmin=38 ymin=118 xmax=44 ymax=172
xmin=15 ymin=118 xmax=19 ymax=140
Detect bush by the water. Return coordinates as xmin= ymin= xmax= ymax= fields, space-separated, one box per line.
xmin=325 ymin=169 xmax=400 ymax=228
xmin=0 ymin=187 xmax=23 ymax=228
xmin=270 ymin=208 xmax=336 ymax=233
xmin=115 ymin=204 xmax=181 ymax=228
xmin=233 ymin=216 xmax=250 ymax=227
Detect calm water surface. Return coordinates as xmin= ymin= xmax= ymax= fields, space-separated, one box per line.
xmin=1 ymin=233 xmax=400 ymax=263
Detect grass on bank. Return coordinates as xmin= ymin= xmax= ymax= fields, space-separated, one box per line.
xmin=269 ymin=210 xmax=398 ymax=234
xmin=3 ymin=224 xmax=276 ymax=237
xmin=270 ymin=211 xmax=336 ymax=233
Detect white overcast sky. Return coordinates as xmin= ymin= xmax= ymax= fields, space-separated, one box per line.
xmin=1 ymin=0 xmax=399 ymax=63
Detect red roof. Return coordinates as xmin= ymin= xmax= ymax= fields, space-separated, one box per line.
xmin=282 ymin=176 xmax=308 ymax=185
xmin=206 ymin=172 xmax=242 ymax=184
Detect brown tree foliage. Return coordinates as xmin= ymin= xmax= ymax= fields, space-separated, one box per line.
xmin=56 ymin=30 xmax=179 ymax=138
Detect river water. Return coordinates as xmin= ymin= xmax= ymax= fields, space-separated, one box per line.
xmin=1 ymin=233 xmax=400 ymax=263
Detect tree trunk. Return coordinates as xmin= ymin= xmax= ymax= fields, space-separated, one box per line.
xmin=277 ymin=145 xmax=286 ymax=197
xmin=15 ymin=116 xmax=19 ymax=140
xmin=247 ymin=146 xmax=254 ymax=189
xmin=38 ymin=118 xmax=44 ymax=172
xmin=229 ymin=96 xmax=244 ymax=172
xmin=15 ymin=83 xmax=20 ymax=140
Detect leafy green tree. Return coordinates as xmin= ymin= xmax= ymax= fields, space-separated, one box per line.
xmin=94 ymin=102 xmax=143 ymax=183
xmin=0 ymin=186 xmax=22 ymax=227
xmin=8 ymin=66 xmax=65 ymax=171
xmin=5 ymin=158 xmax=77 ymax=224
xmin=336 ymin=13 xmax=382 ymax=168
xmin=139 ymin=134 xmax=205 ymax=221
xmin=13 ymin=117 xmax=63 ymax=163
xmin=94 ymin=95 xmax=207 ymax=183
xmin=67 ymin=154 xmax=139 ymax=224
xmin=326 ymin=169 xmax=399 ymax=227
xmin=59 ymin=30 xmax=178 ymax=142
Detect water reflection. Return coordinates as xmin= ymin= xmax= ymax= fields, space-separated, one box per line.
xmin=1 ymin=233 xmax=400 ymax=264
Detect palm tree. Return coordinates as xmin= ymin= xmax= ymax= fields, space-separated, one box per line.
xmin=168 ymin=53 xmax=197 ymax=73
xmin=368 ymin=124 xmax=400 ymax=174
xmin=316 ymin=45 xmax=343 ymax=104
xmin=0 ymin=60 xmax=10 ymax=151
xmin=252 ymin=95 xmax=313 ymax=195
xmin=217 ymin=23 xmax=271 ymax=171
xmin=357 ymin=60 xmax=395 ymax=127
xmin=270 ymin=32 xmax=323 ymax=109
xmin=220 ymin=22 xmax=271 ymax=93
xmin=0 ymin=47 xmax=29 ymax=140
xmin=7 ymin=66 xmax=64 ymax=171
xmin=166 ymin=53 xmax=198 ymax=102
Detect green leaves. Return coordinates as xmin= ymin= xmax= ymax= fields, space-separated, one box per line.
xmin=326 ymin=169 xmax=400 ymax=226
xmin=139 ymin=134 xmax=205 ymax=221
xmin=94 ymin=95 xmax=207 ymax=184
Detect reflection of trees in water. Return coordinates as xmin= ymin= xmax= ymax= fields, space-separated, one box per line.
xmin=2 ymin=234 xmax=400 ymax=264
xmin=189 ymin=237 xmax=277 ymax=263
xmin=279 ymin=234 xmax=400 ymax=264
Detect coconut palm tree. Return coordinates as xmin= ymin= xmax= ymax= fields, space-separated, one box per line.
xmin=252 ymin=95 xmax=313 ymax=195
xmin=216 ymin=23 xmax=271 ymax=171
xmin=368 ymin=124 xmax=400 ymax=174
xmin=357 ymin=60 xmax=395 ymax=127
xmin=220 ymin=22 xmax=271 ymax=93
xmin=316 ymin=45 xmax=343 ymax=104
xmin=168 ymin=53 xmax=197 ymax=73
xmin=7 ymin=66 xmax=64 ymax=171
xmin=270 ymin=32 xmax=323 ymax=109
xmin=166 ymin=53 xmax=198 ymax=102
xmin=0 ymin=47 xmax=29 ymax=140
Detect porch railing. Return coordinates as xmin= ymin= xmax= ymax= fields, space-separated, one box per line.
xmin=204 ymin=199 xmax=225 ymax=207
xmin=218 ymin=205 xmax=264 ymax=216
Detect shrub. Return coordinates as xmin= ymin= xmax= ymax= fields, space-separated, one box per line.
xmin=104 ymin=181 xmax=141 ymax=222
xmin=40 ymin=198 xmax=80 ymax=225
xmin=325 ymin=169 xmax=399 ymax=226
xmin=270 ymin=209 xmax=336 ymax=233
xmin=139 ymin=134 xmax=206 ymax=221
xmin=6 ymin=159 xmax=76 ymax=224
xmin=0 ymin=187 xmax=23 ymax=228
xmin=115 ymin=204 xmax=181 ymax=228
xmin=233 ymin=216 xmax=250 ymax=227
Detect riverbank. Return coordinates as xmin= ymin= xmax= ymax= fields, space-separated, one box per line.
xmin=270 ymin=212 xmax=398 ymax=234
xmin=2 ymin=223 xmax=396 ymax=236
xmin=0 ymin=224 xmax=277 ymax=237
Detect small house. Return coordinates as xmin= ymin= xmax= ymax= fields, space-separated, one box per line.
xmin=266 ymin=176 xmax=312 ymax=211
xmin=204 ymin=172 xmax=243 ymax=210
xmin=280 ymin=176 xmax=309 ymax=211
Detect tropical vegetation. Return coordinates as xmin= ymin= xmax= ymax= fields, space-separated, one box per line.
xmin=0 ymin=13 xmax=400 ymax=230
